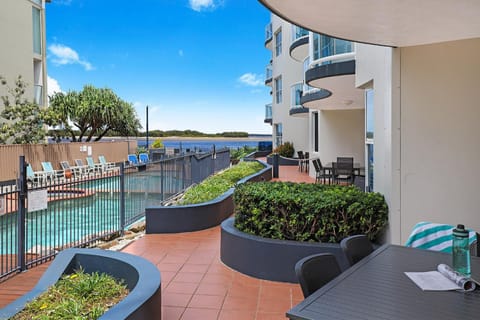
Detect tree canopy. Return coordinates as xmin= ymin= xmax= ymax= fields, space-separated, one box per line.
xmin=49 ymin=85 xmax=142 ymax=142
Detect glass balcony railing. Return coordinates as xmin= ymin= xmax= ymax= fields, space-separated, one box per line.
xmin=265 ymin=23 xmax=273 ymax=43
xmin=290 ymin=83 xmax=303 ymax=109
xmin=311 ymin=34 xmax=354 ymax=66
xmin=292 ymin=25 xmax=309 ymax=42
xmin=265 ymin=104 xmax=272 ymax=121
xmin=34 ymin=84 xmax=43 ymax=105
xmin=265 ymin=64 xmax=273 ymax=83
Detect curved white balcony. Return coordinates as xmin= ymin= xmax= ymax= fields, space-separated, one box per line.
xmin=264 ymin=103 xmax=272 ymax=124
xmin=265 ymin=22 xmax=273 ymax=49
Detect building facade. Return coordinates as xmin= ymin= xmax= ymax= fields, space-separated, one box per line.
xmin=260 ymin=0 xmax=480 ymax=244
xmin=0 ymin=0 xmax=49 ymax=107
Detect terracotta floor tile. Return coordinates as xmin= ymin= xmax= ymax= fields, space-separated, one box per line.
xmin=180 ymin=263 xmax=210 ymax=273
xmin=257 ymin=297 xmax=292 ymax=313
xmin=162 ymin=306 xmax=185 ymax=320
xmin=260 ymin=285 xmax=292 ymax=300
xmin=218 ymin=309 xmax=256 ymax=320
xmin=228 ymin=283 xmax=261 ymax=298
xmin=173 ymin=272 xmax=205 ymax=283
xmin=256 ymin=311 xmax=289 ymax=320
xmin=196 ymin=282 xmax=230 ymax=296
xmin=180 ymin=307 xmax=220 ymax=320
xmin=158 ymin=262 xmax=184 ymax=272
xmin=166 ymin=282 xmax=199 ymax=295
xmin=163 ymin=293 xmax=193 ymax=308
xmin=188 ymin=294 xmax=225 ymax=309
xmin=201 ymin=273 xmax=233 ymax=285
xmin=222 ymin=295 xmax=259 ymax=311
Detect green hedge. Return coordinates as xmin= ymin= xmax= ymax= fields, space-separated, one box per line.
xmin=178 ymin=161 xmax=265 ymax=205
xmin=233 ymin=182 xmax=388 ymax=243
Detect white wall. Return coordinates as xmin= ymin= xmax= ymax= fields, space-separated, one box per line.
xmin=270 ymin=15 xmax=309 ymax=153
xmin=319 ymin=109 xmax=365 ymax=165
xmin=0 ymin=0 xmax=37 ymax=103
xmin=400 ymin=38 xmax=480 ymax=242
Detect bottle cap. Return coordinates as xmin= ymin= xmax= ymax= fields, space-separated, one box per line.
xmin=453 ymin=224 xmax=469 ymax=237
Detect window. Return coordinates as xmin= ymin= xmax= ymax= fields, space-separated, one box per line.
xmin=313 ymin=112 xmax=319 ymax=152
xmin=291 ymin=83 xmax=302 ymax=108
xmin=365 ymin=89 xmax=374 ymax=191
xmin=274 ymin=123 xmax=283 ymax=147
xmin=275 ymin=29 xmax=282 ymax=56
xmin=274 ymin=76 xmax=282 ymax=104
xmin=312 ymin=34 xmax=353 ymax=63
xmin=32 ymin=7 xmax=41 ymax=54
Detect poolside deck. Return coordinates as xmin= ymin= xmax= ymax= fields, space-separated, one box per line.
xmin=0 ymin=164 xmax=314 ymax=319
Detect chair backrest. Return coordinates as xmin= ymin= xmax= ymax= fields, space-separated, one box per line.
xmin=304 ymin=152 xmax=309 ymax=159
xmin=312 ymin=158 xmax=320 ymax=173
xmin=60 ymin=161 xmax=70 ymax=170
xmin=128 ymin=154 xmax=138 ymax=165
xmin=295 ymin=253 xmax=341 ymax=298
xmin=340 ymin=234 xmax=374 ymax=266
xmin=26 ymin=164 xmax=35 ymax=178
xmin=75 ymin=159 xmax=84 ymax=167
xmin=405 ymin=222 xmax=478 ymax=256
xmin=297 ymin=151 xmax=304 ymax=159
xmin=41 ymin=162 xmax=54 ymax=173
xmin=98 ymin=155 xmax=107 ymax=165
xmin=139 ymin=153 xmax=149 ymax=163
xmin=86 ymin=157 xmax=95 ymax=168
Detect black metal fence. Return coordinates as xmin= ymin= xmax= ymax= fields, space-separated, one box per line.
xmin=0 ymin=149 xmax=230 ymax=282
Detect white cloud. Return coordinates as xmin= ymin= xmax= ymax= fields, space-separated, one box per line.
xmin=48 ymin=44 xmax=94 ymax=71
xmin=47 ymin=76 xmax=62 ymax=96
xmin=189 ymin=0 xmax=216 ymax=12
xmin=238 ymin=73 xmax=264 ymax=87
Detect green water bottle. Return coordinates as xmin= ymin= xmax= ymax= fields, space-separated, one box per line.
xmin=452 ymin=224 xmax=471 ymax=277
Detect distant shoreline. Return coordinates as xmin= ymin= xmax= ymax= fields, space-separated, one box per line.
xmin=123 ymin=136 xmax=272 ymax=142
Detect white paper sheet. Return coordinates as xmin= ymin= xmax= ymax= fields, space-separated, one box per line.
xmin=405 ymin=271 xmax=462 ymax=291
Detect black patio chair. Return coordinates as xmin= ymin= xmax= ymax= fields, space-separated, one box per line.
xmin=312 ymin=159 xmax=331 ymax=184
xmin=297 ymin=151 xmax=305 ymax=172
xmin=340 ymin=234 xmax=374 ymax=266
xmin=333 ymin=157 xmax=354 ymax=185
xmin=295 ymin=253 xmax=342 ymax=298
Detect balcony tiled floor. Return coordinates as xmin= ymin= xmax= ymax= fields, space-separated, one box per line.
xmin=0 ymin=163 xmax=313 ymax=319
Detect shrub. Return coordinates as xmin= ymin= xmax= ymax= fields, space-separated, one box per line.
xmin=178 ymin=161 xmax=265 ymax=205
xmin=230 ymin=146 xmax=257 ymax=161
xmin=272 ymin=142 xmax=294 ymax=158
xmin=233 ymin=182 xmax=388 ymax=243
xmin=151 ymin=138 xmax=164 ymax=148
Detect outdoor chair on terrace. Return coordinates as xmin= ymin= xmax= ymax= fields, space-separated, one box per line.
xmin=312 ymin=159 xmax=331 ymax=184
xmin=297 ymin=151 xmax=305 ymax=172
xmin=340 ymin=234 xmax=374 ymax=266
xmin=295 ymin=253 xmax=342 ymax=298
xmin=138 ymin=153 xmax=149 ymax=164
xmin=86 ymin=156 xmax=103 ymax=175
xmin=74 ymin=159 xmax=94 ymax=177
xmin=27 ymin=164 xmax=46 ymax=186
xmin=98 ymin=155 xmax=118 ymax=173
xmin=41 ymin=162 xmax=65 ymax=182
xmin=333 ymin=157 xmax=354 ymax=185
xmin=60 ymin=161 xmax=82 ymax=179
xmin=128 ymin=154 xmax=139 ymax=166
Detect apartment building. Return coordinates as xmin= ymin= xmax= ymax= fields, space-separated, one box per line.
xmin=264 ymin=15 xmax=309 ymax=153
xmin=0 ymin=0 xmax=49 ymax=108
xmin=260 ymin=0 xmax=480 ymax=245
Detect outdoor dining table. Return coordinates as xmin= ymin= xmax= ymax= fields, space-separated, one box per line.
xmin=322 ymin=162 xmax=364 ymax=184
xmin=287 ymin=244 xmax=480 ymax=320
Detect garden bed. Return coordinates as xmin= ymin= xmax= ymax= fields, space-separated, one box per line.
xmin=145 ymin=160 xmax=271 ymax=233
xmin=0 ymin=248 xmax=162 ymax=320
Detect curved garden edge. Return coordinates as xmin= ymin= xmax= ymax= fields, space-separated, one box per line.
xmin=266 ymin=154 xmax=298 ymax=166
xmin=0 ymin=248 xmax=161 ymax=320
xmin=145 ymin=159 xmax=272 ymax=234
xmin=220 ymin=217 xmax=351 ymax=283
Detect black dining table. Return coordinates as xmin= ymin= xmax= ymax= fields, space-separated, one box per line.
xmin=321 ymin=162 xmax=364 ymax=184
xmin=287 ymin=244 xmax=480 ymax=320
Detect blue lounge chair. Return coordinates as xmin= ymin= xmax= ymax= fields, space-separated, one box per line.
xmin=41 ymin=161 xmax=64 ymax=182
xmin=86 ymin=156 xmax=103 ymax=175
xmin=27 ymin=164 xmax=46 ymax=185
xmin=128 ymin=154 xmax=139 ymax=165
xmin=98 ymin=155 xmax=118 ymax=173
xmin=139 ymin=153 xmax=149 ymax=164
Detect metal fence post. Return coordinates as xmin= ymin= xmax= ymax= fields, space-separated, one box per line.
xmin=17 ymin=156 xmax=27 ymax=271
xmin=160 ymin=161 xmax=164 ymax=201
xmin=119 ymin=163 xmax=125 ymax=235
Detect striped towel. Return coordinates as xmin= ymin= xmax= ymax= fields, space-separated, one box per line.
xmin=405 ymin=222 xmax=477 ymax=253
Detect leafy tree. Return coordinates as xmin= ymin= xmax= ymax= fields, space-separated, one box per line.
xmin=49 ymin=85 xmax=142 ymax=142
xmin=0 ymin=75 xmax=57 ymax=144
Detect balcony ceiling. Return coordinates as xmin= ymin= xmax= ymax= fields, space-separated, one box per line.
xmin=259 ymin=0 xmax=480 ymax=47
xmin=303 ymin=74 xmax=363 ymax=110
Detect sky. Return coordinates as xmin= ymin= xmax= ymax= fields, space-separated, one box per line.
xmin=45 ymin=0 xmax=272 ymax=134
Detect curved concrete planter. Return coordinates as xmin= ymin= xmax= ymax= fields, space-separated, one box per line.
xmin=266 ymin=155 xmax=298 ymax=166
xmin=0 ymin=248 xmax=162 ymax=320
xmin=146 ymin=160 xmax=272 ymax=233
xmin=221 ymin=217 xmax=350 ymax=283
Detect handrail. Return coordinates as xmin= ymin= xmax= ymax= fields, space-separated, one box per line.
xmin=309 ymin=51 xmax=356 ymax=69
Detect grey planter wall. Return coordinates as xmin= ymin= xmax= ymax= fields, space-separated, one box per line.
xmin=0 ymin=248 xmax=162 ymax=320
xmin=220 ymin=217 xmax=350 ymax=283
xmin=146 ymin=160 xmax=272 ymax=234
xmin=266 ymin=155 xmax=298 ymax=166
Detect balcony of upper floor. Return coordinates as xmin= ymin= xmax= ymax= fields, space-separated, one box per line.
xmin=289 ymin=25 xmax=309 ymax=62
xmin=301 ymin=35 xmax=363 ymax=111
xmin=265 ymin=63 xmax=273 ymax=86
xmin=264 ymin=103 xmax=272 ymax=124
xmin=289 ymin=83 xmax=309 ymax=117
xmin=265 ymin=22 xmax=273 ymax=50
